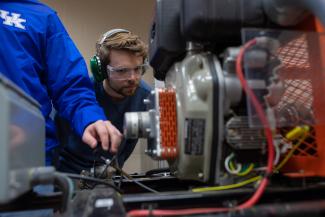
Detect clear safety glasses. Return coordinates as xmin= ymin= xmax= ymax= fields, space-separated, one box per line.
xmin=107 ymin=64 xmax=149 ymax=80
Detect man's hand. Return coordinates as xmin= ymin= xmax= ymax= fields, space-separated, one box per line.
xmin=82 ymin=120 xmax=122 ymax=153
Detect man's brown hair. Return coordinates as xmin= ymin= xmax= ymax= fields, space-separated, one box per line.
xmin=96 ymin=31 xmax=148 ymax=68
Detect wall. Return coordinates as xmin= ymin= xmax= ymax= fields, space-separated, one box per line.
xmin=41 ymin=0 xmax=159 ymax=174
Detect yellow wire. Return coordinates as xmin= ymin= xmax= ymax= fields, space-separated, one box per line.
xmin=229 ymin=160 xmax=236 ymax=171
xmin=237 ymin=163 xmax=255 ymax=176
xmin=192 ymin=126 xmax=310 ymax=193
xmin=275 ymin=125 xmax=309 ymax=171
xmin=229 ymin=156 xmax=254 ymax=176
xmin=192 ymin=176 xmax=262 ymax=193
xmin=274 ymin=135 xmax=307 ymax=172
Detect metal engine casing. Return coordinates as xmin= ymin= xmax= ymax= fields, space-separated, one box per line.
xmin=164 ymin=52 xmax=216 ymax=182
xmin=163 ymin=47 xmax=242 ymax=183
xmin=123 ymin=45 xmax=242 ymax=184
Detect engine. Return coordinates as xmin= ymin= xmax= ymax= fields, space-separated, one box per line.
xmin=124 ymin=0 xmax=325 ymax=187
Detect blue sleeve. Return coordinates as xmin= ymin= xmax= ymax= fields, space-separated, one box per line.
xmin=44 ymin=12 xmax=106 ymax=136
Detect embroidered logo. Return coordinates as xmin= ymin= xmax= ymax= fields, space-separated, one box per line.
xmin=0 ymin=9 xmax=26 ymax=30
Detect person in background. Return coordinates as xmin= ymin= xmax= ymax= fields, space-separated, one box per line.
xmin=0 ymin=0 xmax=122 ymax=167
xmin=56 ymin=28 xmax=152 ymax=174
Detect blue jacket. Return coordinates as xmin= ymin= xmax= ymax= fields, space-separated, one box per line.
xmin=0 ymin=0 xmax=106 ymax=165
xmin=56 ymin=80 xmax=152 ymax=174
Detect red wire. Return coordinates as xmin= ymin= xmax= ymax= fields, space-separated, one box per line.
xmin=235 ymin=38 xmax=274 ymax=209
xmin=127 ymin=207 xmax=229 ymax=217
xmin=127 ymin=38 xmax=275 ymax=216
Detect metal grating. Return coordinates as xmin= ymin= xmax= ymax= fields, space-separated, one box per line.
xmin=275 ymin=34 xmax=317 ymax=157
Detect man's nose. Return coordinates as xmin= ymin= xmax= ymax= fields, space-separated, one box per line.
xmin=129 ymin=70 xmax=139 ymax=80
xmin=127 ymin=72 xmax=137 ymax=83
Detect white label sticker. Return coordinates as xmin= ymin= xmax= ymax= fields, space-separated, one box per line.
xmin=95 ymin=198 xmax=114 ymax=209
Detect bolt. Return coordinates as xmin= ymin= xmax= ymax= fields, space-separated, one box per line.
xmin=105 ymin=159 xmax=111 ymax=165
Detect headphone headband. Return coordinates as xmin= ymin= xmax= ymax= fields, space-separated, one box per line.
xmin=99 ymin=28 xmax=130 ymax=45
xmin=91 ymin=28 xmax=132 ymax=83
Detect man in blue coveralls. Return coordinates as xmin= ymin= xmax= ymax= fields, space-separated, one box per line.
xmin=0 ymin=1 xmax=123 ymax=216
xmin=56 ymin=29 xmax=152 ymax=174
xmin=0 ymin=0 xmax=123 ymax=167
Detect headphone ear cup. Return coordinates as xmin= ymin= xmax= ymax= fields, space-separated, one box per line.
xmin=90 ymin=55 xmax=106 ymax=82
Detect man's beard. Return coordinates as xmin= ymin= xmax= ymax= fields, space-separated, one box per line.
xmin=109 ymin=80 xmax=138 ymax=97
xmin=119 ymin=85 xmax=138 ymax=96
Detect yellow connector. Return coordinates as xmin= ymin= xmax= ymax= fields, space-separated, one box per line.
xmin=285 ymin=125 xmax=310 ymax=141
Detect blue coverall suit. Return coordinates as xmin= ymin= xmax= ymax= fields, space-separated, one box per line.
xmin=0 ymin=0 xmax=107 ymax=166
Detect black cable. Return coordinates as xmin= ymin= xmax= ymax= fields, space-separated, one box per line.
xmin=145 ymin=167 xmax=170 ymax=176
xmin=92 ymin=160 xmax=96 ymax=178
xmin=94 ymin=154 xmax=159 ymax=193
xmin=113 ymin=165 xmax=160 ymax=194
xmin=114 ymin=156 xmax=123 ymax=189
xmin=98 ymin=155 xmax=117 ymax=179
xmin=58 ymin=172 xmax=123 ymax=194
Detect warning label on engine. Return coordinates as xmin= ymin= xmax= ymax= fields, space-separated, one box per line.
xmin=184 ymin=118 xmax=205 ymax=155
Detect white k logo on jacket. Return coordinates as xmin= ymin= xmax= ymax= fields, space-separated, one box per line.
xmin=0 ymin=9 xmax=26 ymax=30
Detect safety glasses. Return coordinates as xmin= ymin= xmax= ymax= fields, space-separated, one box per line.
xmin=107 ymin=64 xmax=149 ymax=80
